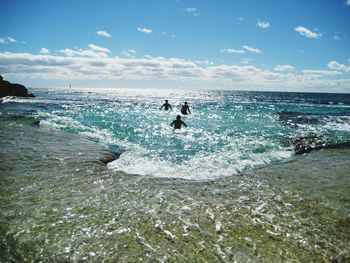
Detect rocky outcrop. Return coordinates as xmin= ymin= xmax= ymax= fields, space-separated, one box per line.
xmin=295 ymin=141 xmax=350 ymax=155
xmin=291 ymin=135 xmax=350 ymax=155
xmin=0 ymin=75 xmax=35 ymax=98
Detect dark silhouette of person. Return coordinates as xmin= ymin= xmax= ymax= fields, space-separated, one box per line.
xmin=181 ymin=102 xmax=191 ymax=115
xmin=171 ymin=115 xmax=187 ymax=129
xmin=160 ymin=100 xmax=172 ymax=111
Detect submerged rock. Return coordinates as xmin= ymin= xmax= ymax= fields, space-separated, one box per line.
xmin=98 ymin=151 xmax=121 ymax=165
xmin=0 ymin=75 xmax=35 ymax=98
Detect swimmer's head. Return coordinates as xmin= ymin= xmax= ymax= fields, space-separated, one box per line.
xmin=176 ymin=115 xmax=181 ymax=120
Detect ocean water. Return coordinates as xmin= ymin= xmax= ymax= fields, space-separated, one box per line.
xmin=1 ymin=88 xmax=350 ymax=262
xmin=6 ymin=88 xmax=350 ymax=179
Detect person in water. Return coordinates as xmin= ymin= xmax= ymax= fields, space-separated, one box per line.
xmin=160 ymin=100 xmax=172 ymax=111
xmin=171 ymin=115 xmax=187 ymax=129
xmin=181 ymin=101 xmax=191 ymax=115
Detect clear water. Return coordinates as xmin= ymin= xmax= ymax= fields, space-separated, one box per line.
xmin=9 ymin=87 xmax=350 ymax=180
xmin=1 ymin=88 xmax=350 ymax=262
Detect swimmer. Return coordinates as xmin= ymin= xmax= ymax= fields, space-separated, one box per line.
xmin=160 ymin=100 xmax=172 ymax=111
xmin=181 ymin=101 xmax=191 ymax=115
xmin=171 ymin=115 xmax=187 ymax=129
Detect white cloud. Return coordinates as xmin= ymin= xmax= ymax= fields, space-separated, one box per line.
xmin=220 ymin=48 xmax=245 ymax=54
xmin=303 ymin=70 xmax=342 ymax=76
xmin=121 ymin=49 xmax=137 ymax=58
xmin=221 ymin=45 xmax=262 ymax=55
xmin=137 ymin=27 xmax=153 ymax=34
xmin=1 ymin=51 xmax=349 ymax=92
xmin=241 ymin=58 xmax=252 ymax=64
xmin=88 ymin=44 xmax=110 ymax=53
xmin=294 ymin=26 xmax=321 ymax=39
xmin=161 ymin=32 xmax=176 ymax=38
xmin=243 ymin=45 xmax=262 ymax=54
xmin=59 ymin=45 xmax=110 ymax=58
xmin=346 ymin=0 xmax=350 ymax=5
xmin=0 ymin=36 xmax=17 ymax=44
xmin=184 ymin=7 xmax=200 ymax=16
xmin=194 ymin=60 xmax=214 ymax=66
xmin=40 ymin=48 xmax=50 ymax=54
xmin=256 ymin=21 xmax=270 ymax=29
xmin=7 ymin=37 xmax=17 ymax=43
xmin=327 ymin=60 xmax=350 ymax=72
xmin=274 ymin=65 xmax=294 ymax=71
xmin=96 ymin=31 xmax=112 ymax=38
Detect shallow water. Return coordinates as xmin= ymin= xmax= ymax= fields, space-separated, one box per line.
xmin=1 ymin=89 xmax=350 ymax=262
xmin=1 ymin=121 xmax=349 ymax=262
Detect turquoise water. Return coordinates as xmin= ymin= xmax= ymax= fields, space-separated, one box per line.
xmin=15 ymin=87 xmax=350 ymax=179
xmin=1 ymin=88 xmax=350 ymax=262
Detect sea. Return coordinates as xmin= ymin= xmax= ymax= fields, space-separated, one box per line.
xmin=1 ymin=87 xmax=350 ymax=262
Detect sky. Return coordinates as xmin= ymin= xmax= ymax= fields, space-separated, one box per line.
xmin=1 ymin=0 xmax=350 ymax=92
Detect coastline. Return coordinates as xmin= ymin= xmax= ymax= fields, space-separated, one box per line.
xmin=1 ymin=115 xmax=349 ymax=262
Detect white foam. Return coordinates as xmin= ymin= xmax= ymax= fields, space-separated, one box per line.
xmin=0 ymin=96 xmax=36 ymax=103
xmin=323 ymin=116 xmax=350 ymax=132
xmin=107 ymin=139 xmax=293 ymax=180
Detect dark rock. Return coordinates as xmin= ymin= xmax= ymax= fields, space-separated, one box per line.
xmin=0 ymin=75 xmax=35 ymax=98
xmin=318 ymin=100 xmax=338 ymax=105
xmin=98 ymin=151 xmax=121 ymax=165
xmin=330 ymin=250 xmax=350 ymax=263
xmin=288 ymin=133 xmax=350 ymax=155
xmin=294 ymin=139 xmax=350 ymax=155
xmin=278 ymin=111 xmax=321 ymax=127
xmin=291 ymin=134 xmax=323 ymax=154
xmin=32 ymin=120 xmax=40 ymax=126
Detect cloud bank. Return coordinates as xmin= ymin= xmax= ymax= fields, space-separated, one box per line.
xmin=1 ymin=49 xmax=349 ymax=92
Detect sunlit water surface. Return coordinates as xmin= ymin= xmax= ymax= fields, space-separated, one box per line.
xmin=1 ymin=88 xmax=349 ymax=262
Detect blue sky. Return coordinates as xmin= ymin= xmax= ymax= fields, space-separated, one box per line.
xmin=1 ymin=0 xmax=350 ymax=92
